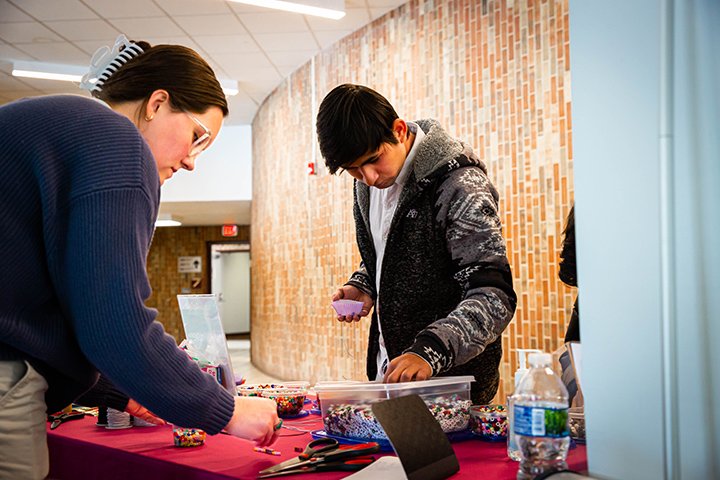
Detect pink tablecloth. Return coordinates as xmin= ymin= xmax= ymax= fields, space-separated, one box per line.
xmin=47 ymin=413 xmax=587 ymax=479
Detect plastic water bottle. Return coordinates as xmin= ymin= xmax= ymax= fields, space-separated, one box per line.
xmin=508 ymin=349 xmax=541 ymax=461
xmin=513 ymin=352 xmax=570 ymax=479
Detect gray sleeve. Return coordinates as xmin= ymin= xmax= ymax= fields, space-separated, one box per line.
xmin=345 ymin=262 xmax=376 ymax=299
xmin=406 ymin=167 xmax=516 ymax=374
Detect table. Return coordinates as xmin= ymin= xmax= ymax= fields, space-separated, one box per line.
xmin=47 ymin=412 xmax=587 ymax=479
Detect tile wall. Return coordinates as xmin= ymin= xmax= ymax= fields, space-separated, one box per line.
xmin=251 ymin=0 xmax=575 ymax=401
xmin=146 ymin=225 xmax=250 ymax=341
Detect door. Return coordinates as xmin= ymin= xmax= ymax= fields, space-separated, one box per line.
xmin=211 ymin=249 xmax=250 ymax=334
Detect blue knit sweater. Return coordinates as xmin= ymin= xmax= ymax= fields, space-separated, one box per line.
xmin=0 ymin=95 xmax=234 ymax=434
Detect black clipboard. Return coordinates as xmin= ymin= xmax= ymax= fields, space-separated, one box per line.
xmin=371 ymin=394 xmax=460 ymax=480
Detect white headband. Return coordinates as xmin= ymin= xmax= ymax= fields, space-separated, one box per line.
xmin=79 ymin=34 xmax=144 ymax=92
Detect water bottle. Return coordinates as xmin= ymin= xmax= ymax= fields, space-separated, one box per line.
xmin=508 ymin=349 xmax=541 ymax=461
xmin=513 ymin=352 xmax=570 ymax=480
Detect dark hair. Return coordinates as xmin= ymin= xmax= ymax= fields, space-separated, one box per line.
xmin=93 ymin=41 xmax=228 ymax=120
xmin=558 ymin=205 xmax=576 ymax=287
xmin=316 ymin=84 xmax=399 ymax=174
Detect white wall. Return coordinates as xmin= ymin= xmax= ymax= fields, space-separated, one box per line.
xmin=161 ymin=124 xmax=252 ymax=202
xmin=570 ymin=1 xmax=664 ymax=477
xmin=570 ymin=0 xmax=719 ymax=478
xmin=671 ymin=1 xmax=720 ymax=477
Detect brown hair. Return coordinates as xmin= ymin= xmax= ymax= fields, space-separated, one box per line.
xmin=92 ymin=41 xmax=228 ymax=119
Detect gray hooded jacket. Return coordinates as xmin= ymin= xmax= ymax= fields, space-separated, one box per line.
xmin=346 ymin=119 xmax=517 ymax=404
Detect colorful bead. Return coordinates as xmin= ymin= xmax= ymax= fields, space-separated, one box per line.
xmin=569 ymin=413 xmax=585 ymax=441
xmin=323 ymin=396 xmax=471 ymax=440
xmin=173 ymin=427 xmax=206 ymax=447
xmin=264 ymin=392 xmax=305 ymax=417
xmin=237 ymin=384 xmax=308 ymax=417
xmin=469 ymin=404 xmax=508 ymax=441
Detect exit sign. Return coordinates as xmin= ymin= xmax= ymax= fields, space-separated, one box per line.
xmin=222 ymin=224 xmax=239 ymax=237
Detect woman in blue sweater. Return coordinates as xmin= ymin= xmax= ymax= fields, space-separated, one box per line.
xmin=0 ymin=35 xmax=278 ymax=479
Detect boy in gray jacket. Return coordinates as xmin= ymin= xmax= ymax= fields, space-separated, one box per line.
xmin=316 ymin=84 xmax=516 ymax=403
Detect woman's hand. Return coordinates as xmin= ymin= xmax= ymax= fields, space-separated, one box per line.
xmin=224 ymin=396 xmax=280 ymax=446
xmin=124 ymin=399 xmax=166 ymax=425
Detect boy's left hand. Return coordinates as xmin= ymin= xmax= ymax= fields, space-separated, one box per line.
xmin=383 ymin=353 xmax=432 ymax=383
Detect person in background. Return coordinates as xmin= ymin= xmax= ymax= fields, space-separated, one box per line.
xmin=316 ymin=84 xmax=517 ymax=404
xmin=0 ymin=35 xmax=278 ymax=480
xmin=558 ymin=205 xmax=580 ymax=404
xmin=559 ymin=205 xmax=579 ymax=342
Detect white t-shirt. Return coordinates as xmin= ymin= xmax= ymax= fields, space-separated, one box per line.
xmin=369 ymin=122 xmax=426 ymax=380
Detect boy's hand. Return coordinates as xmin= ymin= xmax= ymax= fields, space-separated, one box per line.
xmin=332 ymin=285 xmax=373 ymax=322
xmin=383 ymin=353 xmax=432 ymax=383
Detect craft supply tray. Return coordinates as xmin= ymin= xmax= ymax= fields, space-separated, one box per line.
xmin=313 ymin=376 xmax=473 ymax=440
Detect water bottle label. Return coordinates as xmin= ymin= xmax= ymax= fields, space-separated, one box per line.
xmin=513 ymin=405 xmax=569 ymax=438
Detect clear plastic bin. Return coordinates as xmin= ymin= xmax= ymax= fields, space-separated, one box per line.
xmin=314 ymin=376 xmax=473 ymax=440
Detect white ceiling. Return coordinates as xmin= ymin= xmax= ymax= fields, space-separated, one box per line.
xmin=0 ymin=0 xmax=407 ymax=225
xmin=158 ymin=200 xmax=251 ymax=226
xmin=0 ymin=0 xmax=407 ymax=125
xmin=0 ymin=0 xmax=408 ymax=227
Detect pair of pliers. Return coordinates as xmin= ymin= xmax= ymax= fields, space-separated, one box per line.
xmin=48 ymin=411 xmax=86 ymax=429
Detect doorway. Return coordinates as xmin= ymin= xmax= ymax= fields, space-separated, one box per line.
xmin=209 ymin=242 xmax=250 ymax=335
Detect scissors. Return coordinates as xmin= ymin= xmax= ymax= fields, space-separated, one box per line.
xmin=258 ymin=438 xmax=379 ymax=478
xmin=48 ymin=411 xmax=86 ymax=430
xmin=258 ymin=457 xmax=375 ymax=477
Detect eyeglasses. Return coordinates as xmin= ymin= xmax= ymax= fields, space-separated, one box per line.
xmin=185 ymin=112 xmax=212 ymax=158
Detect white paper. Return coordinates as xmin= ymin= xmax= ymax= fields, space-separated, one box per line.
xmin=569 ymin=342 xmax=583 ymax=390
xmin=344 ymin=456 xmax=407 ymax=480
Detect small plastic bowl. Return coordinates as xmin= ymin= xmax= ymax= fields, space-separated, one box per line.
xmin=469 ymin=404 xmax=508 ymax=441
xmin=172 ymin=426 xmax=206 ymax=447
xmin=236 ymin=383 xmax=272 ymax=397
xmin=262 ymin=387 xmax=308 ymax=417
xmin=332 ymin=299 xmax=365 ymax=316
xmin=237 ymin=382 xmax=309 ymax=417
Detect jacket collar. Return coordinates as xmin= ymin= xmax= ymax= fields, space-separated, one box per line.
xmin=355 ymin=119 xmax=486 ymax=219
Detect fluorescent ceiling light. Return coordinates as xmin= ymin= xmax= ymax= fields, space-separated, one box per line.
xmin=12 ymin=61 xmax=85 ymax=82
xmin=12 ymin=60 xmax=240 ymax=97
xmin=156 ymin=214 xmax=182 ymax=227
xmin=227 ymin=0 xmax=345 ymax=19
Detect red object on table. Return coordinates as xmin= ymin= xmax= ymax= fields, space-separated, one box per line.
xmin=47 ymin=410 xmax=587 ymax=479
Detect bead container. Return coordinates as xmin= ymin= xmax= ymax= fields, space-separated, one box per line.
xmin=469 ymin=404 xmax=508 ymax=441
xmin=172 ymin=426 xmax=206 ymax=447
xmin=314 ymin=376 xmax=473 ymax=440
xmin=568 ymin=407 xmax=585 ymax=443
xmin=237 ymin=382 xmax=309 ymax=418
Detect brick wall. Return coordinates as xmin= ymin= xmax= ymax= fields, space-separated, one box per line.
xmin=251 ymin=0 xmax=575 ymax=401
xmin=146 ymin=225 xmax=250 ymax=341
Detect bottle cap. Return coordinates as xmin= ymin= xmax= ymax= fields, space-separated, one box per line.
xmin=514 ymin=349 xmax=542 ymax=387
